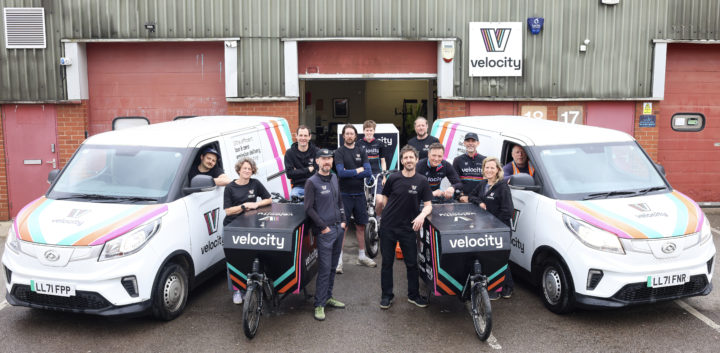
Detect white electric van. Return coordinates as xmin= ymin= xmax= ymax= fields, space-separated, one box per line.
xmin=2 ymin=116 xmax=292 ymax=319
xmin=432 ymin=116 xmax=714 ymax=313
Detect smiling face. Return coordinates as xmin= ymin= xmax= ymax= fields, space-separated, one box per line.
xmin=401 ymin=150 xmax=418 ymax=171
xmin=200 ymin=153 xmax=217 ymax=171
xmin=414 ymin=119 xmax=428 ymax=138
xmin=483 ymin=160 xmax=499 ymax=181
xmin=317 ymin=155 xmax=333 ymax=174
xmin=296 ymin=128 xmax=311 ymax=148
xmin=363 ymin=127 xmax=375 ymax=141
xmin=238 ymin=161 xmax=253 ymax=180
xmin=428 ymin=147 xmax=443 ymax=168
xmin=464 ymin=138 xmax=478 ymax=155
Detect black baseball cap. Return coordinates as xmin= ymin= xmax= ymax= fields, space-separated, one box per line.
xmin=202 ymin=147 xmax=219 ymax=156
xmin=316 ymin=148 xmax=333 ymax=158
xmin=464 ymin=132 xmax=479 ymax=141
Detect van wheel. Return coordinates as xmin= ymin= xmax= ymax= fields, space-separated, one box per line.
xmin=539 ymin=258 xmax=575 ymax=314
xmin=152 ymin=262 xmax=189 ymax=321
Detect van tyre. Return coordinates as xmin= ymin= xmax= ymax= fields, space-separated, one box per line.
xmin=364 ymin=218 xmax=379 ymax=259
xmin=152 ymin=262 xmax=189 ymax=321
xmin=539 ymin=258 xmax=575 ymax=314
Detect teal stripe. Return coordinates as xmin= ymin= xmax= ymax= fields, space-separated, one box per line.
xmin=488 ymin=264 xmax=508 ymax=281
xmin=582 ymin=201 xmax=664 ymax=239
xmin=666 ymin=193 xmax=689 ymax=236
xmin=389 ymin=149 xmax=398 ymax=170
xmin=27 ymin=200 xmax=52 ymax=243
xmin=273 ymin=229 xmax=299 ymax=287
xmin=279 ymin=119 xmax=292 ymax=146
xmin=435 ymin=231 xmax=463 ymax=291
xmin=56 ymin=206 xmax=143 ymax=245
xmin=226 ymin=262 xmax=247 ymax=280
xmin=430 ymin=119 xmax=445 ymax=138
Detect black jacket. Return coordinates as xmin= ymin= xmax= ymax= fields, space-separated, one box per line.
xmin=284 ymin=142 xmax=319 ymax=187
xmin=468 ymin=179 xmax=514 ymax=226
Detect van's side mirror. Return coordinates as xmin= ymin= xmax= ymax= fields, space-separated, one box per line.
xmin=184 ymin=175 xmax=216 ymax=194
xmin=508 ymin=173 xmax=540 ymax=192
xmin=654 ymin=163 xmax=666 ymax=176
xmin=48 ymin=169 xmax=60 ymax=184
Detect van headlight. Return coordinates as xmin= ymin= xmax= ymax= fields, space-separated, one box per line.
xmin=563 ymin=214 xmax=625 ymax=255
xmin=5 ymin=223 xmax=20 ymax=254
xmin=699 ymin=216 xmax=712 ymax=246
xmin=98 ymin=218 xmax=161 ymax=261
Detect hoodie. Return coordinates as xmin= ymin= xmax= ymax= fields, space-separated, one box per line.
xmin=284 ymin=142 xmax=319 ymax=188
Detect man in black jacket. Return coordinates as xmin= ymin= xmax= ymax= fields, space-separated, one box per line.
xmin=416 ymin=142 xmax=463 ymax=202
xmin=305 ymin=148 xmax=347 ymax=321
xmin=453 ymin=132 xmax=486 ymax=202
xmin=407 ymin=117 xmax=440 ymax=160
xmin=284 ymin=125 xmax=318 ymax=198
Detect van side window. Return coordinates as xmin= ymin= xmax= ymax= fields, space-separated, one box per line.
xmin=187 ymin=142 xmax=224 ymax=185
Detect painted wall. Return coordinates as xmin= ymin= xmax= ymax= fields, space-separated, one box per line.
xmin=364 ymin=80 xmax=428 ymax=126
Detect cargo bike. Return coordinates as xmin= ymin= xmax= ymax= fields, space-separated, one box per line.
xmin=223 ymin=198 xmax=317 ymax=339
xmin=417 ymin=202 xmax=511 ymax=341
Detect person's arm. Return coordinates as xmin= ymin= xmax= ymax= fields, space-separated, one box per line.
xmin=284 ymin=152 xmax=310 ymax=179
xmin=355 ymin=162 xmax=373 ymax=179
xmin=245 ymin=181 xmax=272 ymax=209
xmin=375 ymin=194 xmax=386 ymax=216
xmin=468 ymin=182 xmax=483 ymax=205
xmin=497 ymin=183 xmax=514 ymax=225
xmin=446 ymin=161 xmax=463 ymax=192
xmin=224 ymin=186 xmax=245 ymax=216
xmin=214 ymin=173 xmax=231 ymax=187
xmin=334 ymin=176 xmax=346 ymax=228
xmin=304 ymin=180 xmax=328 ymax=232
xmin=412 ymin=201 xmax=432 ymax=231
xmin=335 ymin=163 xmax=358 ymax=178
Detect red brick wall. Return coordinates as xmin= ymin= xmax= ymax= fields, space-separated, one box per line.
xmin=437 ymin=99 xmax=468 ymax=118
xmin=56 ymin=101 xmax=89 ymax=168
xmin=0 ymin=108 xmax=10 ymax=220
xmin=227 ymin=100 xmax=300 ymax=138
xmin=633 ymin=101 xmax=660 ymax=161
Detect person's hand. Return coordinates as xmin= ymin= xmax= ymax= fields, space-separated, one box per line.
xmin=356 ymin=167 xmax=365 ymax=174
xmin=308 ymin=166 xmax=314 ymax=173
xmin=412 ymin=215 xmax=425 ymax=231
xmin=244 ymin=202 xmax=258 ymax=210
xmin=321 ymin=227 xmax=331 ymax=234
xmin=340 ymin=222 xmax=346 ymax=230
xmin=432 ymin=189 xmax=444 ymax=197
xmin=443 ymin=187 xmax=455 ymax=199
xmin=479 ymin=202 xmax=487 ymax=210
xmin=381 ymin=176 xmax=386 ymax=186
xmin=459 ymin=195 xmax=469 ymax=203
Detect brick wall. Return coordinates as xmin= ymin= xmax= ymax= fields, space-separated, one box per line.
xmin=437 ymin=99 xmax=468 ymax=118
xmin=56 ymin=101 xmax=89 ymax=168
xmin=227 ymin=100 xmax=300 ymax=139
xmin=633 ymin=101 xmax=660 ymax=161
xmin=0 ymin=108 xmax=9 ymax=220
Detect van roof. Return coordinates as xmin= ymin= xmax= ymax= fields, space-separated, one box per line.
xmin=435 ymin=115 xmax=634 ymax=146
xmin=84 ymin=116 xmax=286 ymax=148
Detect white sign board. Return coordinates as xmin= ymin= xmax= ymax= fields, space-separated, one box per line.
xmin=469 ymin=22 xmax=523 ymax=77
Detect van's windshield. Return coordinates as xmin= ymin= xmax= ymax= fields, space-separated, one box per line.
xmin=533 ymin=141 xmax=668 ymax=200
xmin=48 ymin=145 xmax=186 ymax=202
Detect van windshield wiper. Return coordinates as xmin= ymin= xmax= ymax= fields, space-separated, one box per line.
xmin=54 ymin=194 xmax=157 ymax=202
xmin=583 ymin=191 xmax=636 ymax=200
xmin=636 ymin=186 xmax=666 ymax=196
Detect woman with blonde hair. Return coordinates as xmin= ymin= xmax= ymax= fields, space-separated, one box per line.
xmin=468 ymin=156 xmax=514 ymax=300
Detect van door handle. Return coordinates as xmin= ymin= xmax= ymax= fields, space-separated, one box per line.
xmin=46 ymin=158 xmax=57 ymax=169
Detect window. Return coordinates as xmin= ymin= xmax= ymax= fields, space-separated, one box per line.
xmin=4 ymin=7 xmax=46 ymax=49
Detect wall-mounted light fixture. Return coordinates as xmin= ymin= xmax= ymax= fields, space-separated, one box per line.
xmin=579 ymin=38 xmax=590 ymax=52
xmin=144 ymin=21 xmax=156 ymax=33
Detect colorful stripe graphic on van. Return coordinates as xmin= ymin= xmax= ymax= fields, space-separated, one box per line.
xmin=14 ymin=197 xmax=168 ymax=245
xmin=261 ymin=120 xmax=290 ymax=199
xmin=432 ymin=120 xmax=459 ymax=160
xmin=556 ymin=190 xmax=703 ymax=239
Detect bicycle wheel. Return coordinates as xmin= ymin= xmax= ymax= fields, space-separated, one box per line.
xmin=242 ymin=282 xmax=263 ymax=339
xmin=471 ymin=283 xmax=492 ymax=341
xmin=364 ymin=217 xmax=379 ymax=258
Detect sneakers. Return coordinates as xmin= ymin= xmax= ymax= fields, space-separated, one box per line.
xmin=336 ymin=261 xmax=344 ymax=274
xmin=325 ymin=297 xmax=346 ymax=308
xmin=489 ymin=290 xmax=500 ymax=301
xmin=314 ymin=306 xmax=325 ymax=321
xmin=380 ymin=297 xmax=394 ymax=309
xmin=407 ymin=296 xmax=428 ymax=308
xmin=501 ymin=286 xmax=513 ymax=299
xmin=232 ymin=290 xmax=243 ymax=305
xmin=356 ymin=256 xmax=377 ymax=267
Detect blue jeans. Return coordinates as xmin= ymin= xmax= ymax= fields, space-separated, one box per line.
xmin=291 ymin=186 xmax=305 ymax=198
xmin=314 ymin=224 xmax=345 ymax=307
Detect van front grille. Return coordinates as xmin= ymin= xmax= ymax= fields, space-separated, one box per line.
xmin=612 ymin=275 xmax=708 ymax=303
xmin=11 ymin=284 xmax=111 ymax=311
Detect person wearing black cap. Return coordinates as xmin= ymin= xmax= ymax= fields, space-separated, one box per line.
xmin=304 ymin=148 xmax=347 ymax=321
xmin=453 ymin=132 xmax=487 ymax=203
xmin=188 ymin=147 xmax=231 ymax=186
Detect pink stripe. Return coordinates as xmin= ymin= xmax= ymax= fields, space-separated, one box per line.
xmin=443 ymin=124 xmax=458 ymax=160
xmin=556 ymin=201 xmax=632 ymax=239
xmin=675 ymin=190 xmax=704 ymax=232
xmin=293 ymin=224 xmax=304 ymax=294
xmin=261 ymin=122 xmax=290 ymax=199
xmin=13 ymin=196 xmax=44 ymax=239
xmin=89 ymin=206 xmax=168 ymax=245
xmin=430 ymin=225 xmax=440 ymax=296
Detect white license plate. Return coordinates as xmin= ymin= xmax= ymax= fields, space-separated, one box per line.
xmin=647 ymin=272 xmax=690 ymax=288
xmin=31 ymin=280 xmax=76 ymax=297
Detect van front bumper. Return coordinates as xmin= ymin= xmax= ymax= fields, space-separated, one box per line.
xmin=6 ymin=286 xmax=152 ymax=317
xmin=574 ymin=275 xmax=712 ymax=309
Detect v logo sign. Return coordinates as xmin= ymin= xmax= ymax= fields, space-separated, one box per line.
xmin=204 ymin=208 xmax=220 ymax=235
xmin=480 ymin=28 xmax=512 ymax=52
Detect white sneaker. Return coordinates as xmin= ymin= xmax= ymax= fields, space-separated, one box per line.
xmin=356 ymin=256 xmax=377 ymax=267
xmin=336 ymin=261 xmax=344 ymax=274
xmin=233 ymin=290 xmax=243 ymax=304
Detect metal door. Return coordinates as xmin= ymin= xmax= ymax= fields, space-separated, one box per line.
xmin=2 ymin=104 xmax=59 ymax=217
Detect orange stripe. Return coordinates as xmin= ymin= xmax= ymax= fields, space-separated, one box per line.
xmin=230 ymin=274 xmax=246 ymax=290
xmin=567 ymin=201 xmax=648 ymax=239
xmin=18 ymin=197 xmax=47 ymax=241
xmin=436 ymin=279 xmax=456 ymax=296
xmin=673 ymin=191 xmax=699 ymax=234
xmin=488 ymin=275 xmax=505 ymax=291
xmin=72 ymin=205 xmax=158 ymax=246
xmin=278 ymin=277 xmax=297 ymax=293
xmin=438 ymin=121 xmax=451 ymax=143
xmin=271 ymin=120 xmax=287 ymax=154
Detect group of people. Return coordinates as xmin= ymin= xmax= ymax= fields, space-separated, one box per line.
xmin=187 ymin=117 xmax=535 ymax=321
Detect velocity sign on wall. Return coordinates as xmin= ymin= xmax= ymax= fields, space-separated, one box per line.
xmin=469 ymin=22 xmax=523 ymax=77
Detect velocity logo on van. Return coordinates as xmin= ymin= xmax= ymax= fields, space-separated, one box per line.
xmin=204 ymin=208 xmax=220 ymax=235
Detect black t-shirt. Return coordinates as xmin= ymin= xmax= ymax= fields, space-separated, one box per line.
xmin=407 ymin=135 xmax=440 ymax=160
xmin=223 ymin=178 xmax=271 ymax=225
xmin=380 ymin=172 xmax=433 ymax=232
xmin=334 ymin=145 xmax=370 ymax=194
xmin=357 ymin=138 xmax=387 ymax=175
xmin=188 ymin=164 xmax=222 ymax=182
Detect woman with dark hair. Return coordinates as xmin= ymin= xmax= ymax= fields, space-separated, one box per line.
xmin=468 ymin=156 xmax=514 ymax=300
xmin=223 ymin=157 xmax=272 ymax=304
